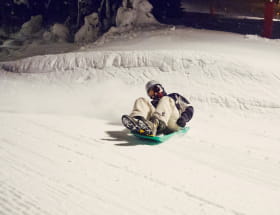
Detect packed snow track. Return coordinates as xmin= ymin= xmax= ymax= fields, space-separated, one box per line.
xmin=0 ymin=28 xmax=280 ymax=215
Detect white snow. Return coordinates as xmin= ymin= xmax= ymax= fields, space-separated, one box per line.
xmin=0 ymin=26 xmax=280 ymax=215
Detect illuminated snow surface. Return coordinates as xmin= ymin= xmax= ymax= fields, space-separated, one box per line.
xmin=1 ymin=26 xmax=280 ymax=215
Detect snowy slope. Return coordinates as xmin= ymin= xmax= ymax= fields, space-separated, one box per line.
xmin=1 ymin=27 xmax=280 ymax=215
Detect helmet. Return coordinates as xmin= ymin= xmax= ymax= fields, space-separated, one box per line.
xmin=145 ymin=80 xmax=167 ymax=99
xmin=145 ymin=80 xmax=162 ymax=92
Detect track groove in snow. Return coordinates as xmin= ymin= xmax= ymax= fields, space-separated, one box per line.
xmin=0 ymin=115 xmax=243 ymax=215
xmin=1 ymin=112 xmax=280 ymax=215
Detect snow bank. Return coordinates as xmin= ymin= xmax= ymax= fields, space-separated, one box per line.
xmin=1 ymin=27 xmax=280 ymax=117
xmin=1 ymin=49 xmax=279 ymax=116
xmin=2 ymin=50 xmax=219 ymax=73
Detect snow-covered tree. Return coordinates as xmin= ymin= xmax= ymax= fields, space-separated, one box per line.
xmin=98 ymin=0 xmax=122 ymax=31
xmin=116 ymin=0 xmax=157 ymax=27
xmin=0 ymin=0 xmax=181 ymax=44
xmin=75 ymin=12 xmax=100 ymax=42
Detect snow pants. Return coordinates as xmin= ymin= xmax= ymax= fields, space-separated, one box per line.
xmin=130 ymin=97 xmax=181 ymax=132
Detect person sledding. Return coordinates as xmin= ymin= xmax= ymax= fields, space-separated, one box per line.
xmin=122 ymin=80 xmax=194 ymax=136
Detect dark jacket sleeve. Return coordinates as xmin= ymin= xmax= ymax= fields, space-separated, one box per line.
xmin=176 ymin=106 xmax=194 ymax=127
xmin=180 ymin=106 xmax=194 ymax=122
xmin=168 ymin=93 xmax=194 ymax=126
xmin=174 ymin=93 xmax=194 ymax=127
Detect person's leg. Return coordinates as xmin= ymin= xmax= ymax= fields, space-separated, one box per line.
xmin=152 ymin=96 xmax=181 ymax=132
xmin=130 ymin=97 xmax=155 ymax=119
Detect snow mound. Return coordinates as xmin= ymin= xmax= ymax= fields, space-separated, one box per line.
xmin=1 ymin=49 xmax=279 ymax=115
xmin=1 ymin=27 xmax=279 ymax=118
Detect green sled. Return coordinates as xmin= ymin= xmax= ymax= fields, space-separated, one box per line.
xmin=132 ymin=127 xmax=190 ymax=144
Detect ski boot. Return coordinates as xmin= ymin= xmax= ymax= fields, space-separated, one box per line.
xmin=122 ymin=115 xmax=166 ymax=136
xmin=121 ymin=115 xmax=139 ymax=132
xmin=122 ymin=115 xmax=153 ymax=136
xmin=137 ymin=116 xmax=167 ymax=136
xmin=149 ymin=116 xmax=167 ymax=136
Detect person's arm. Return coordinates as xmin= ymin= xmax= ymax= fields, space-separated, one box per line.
xmin=176 ymin=95 xmax=194 ymax=127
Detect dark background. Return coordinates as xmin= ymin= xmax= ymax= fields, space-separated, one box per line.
xmin=0 ymin=0 xmax=279 ymax=38
xmin=0 ymin=0 xmax=181 ymax=33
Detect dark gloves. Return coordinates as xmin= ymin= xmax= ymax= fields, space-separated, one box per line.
xmin=176 ymin=117 xmax=186 ymax=127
